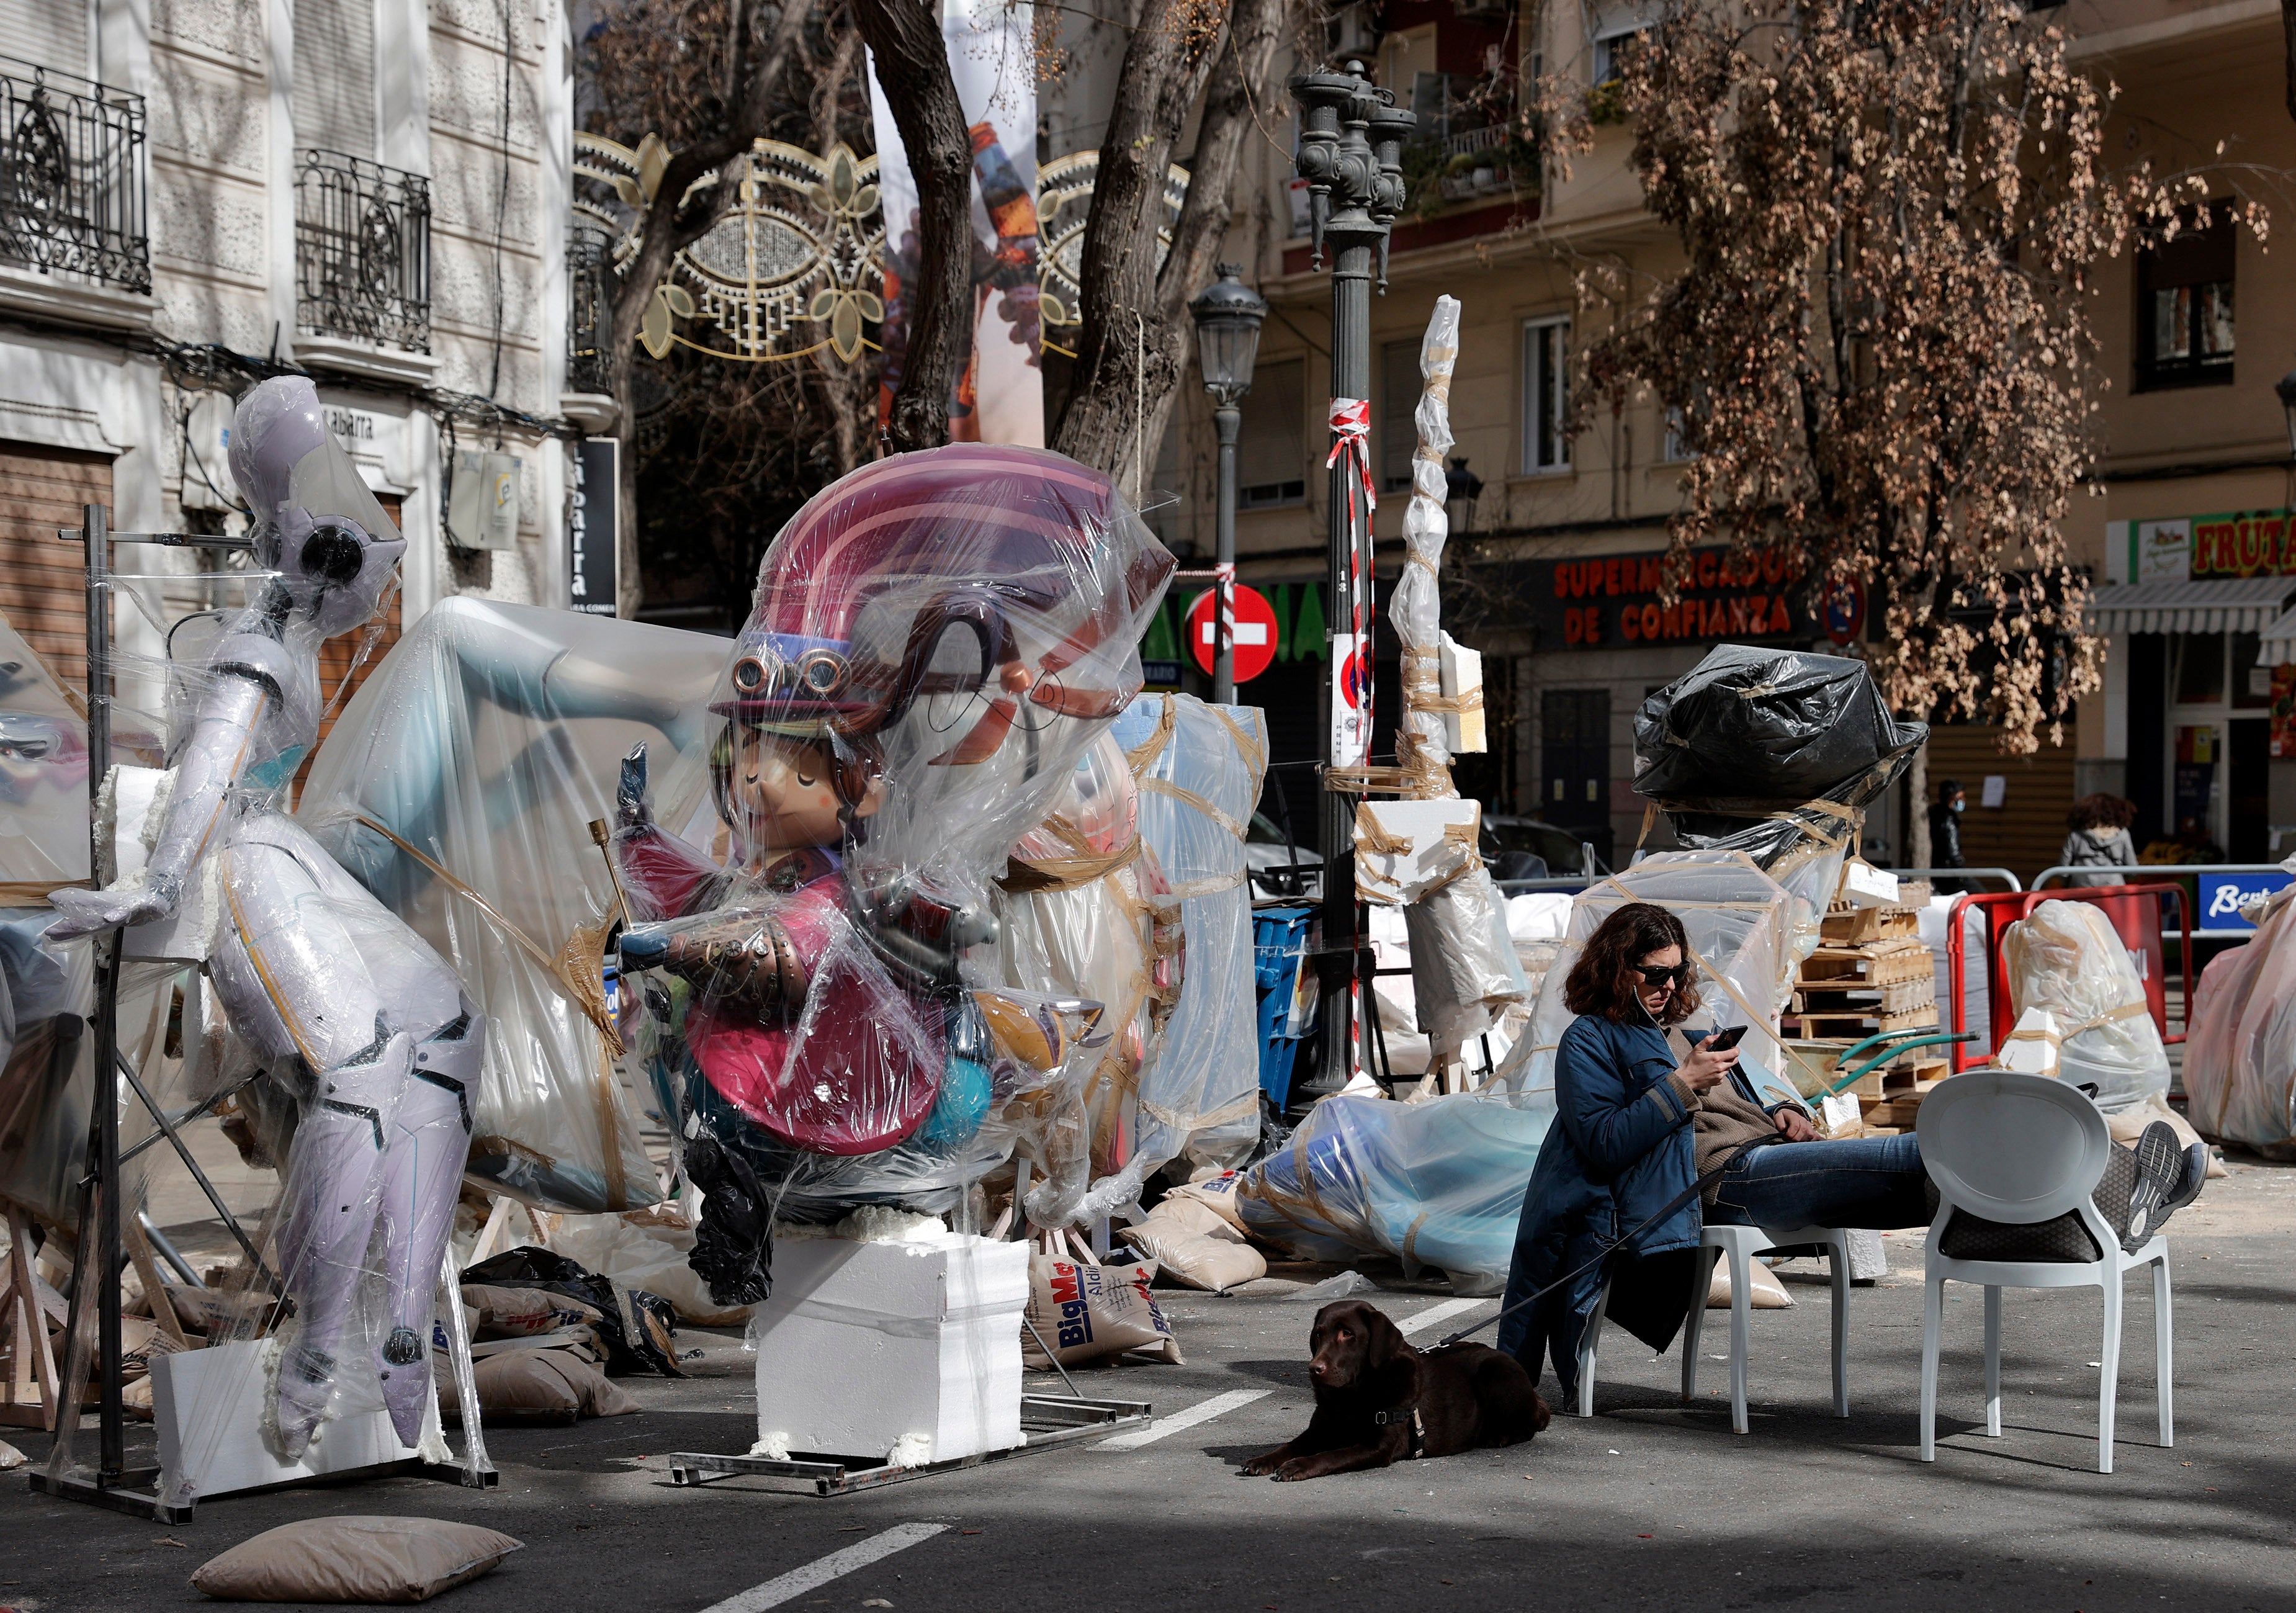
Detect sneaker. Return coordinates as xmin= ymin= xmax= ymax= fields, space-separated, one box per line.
xmin=2123 ymin=1122 xmax=2196 ymax=1249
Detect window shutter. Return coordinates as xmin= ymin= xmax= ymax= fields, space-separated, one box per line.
xmin=294 ymin=0 xmax=375 ymax=160
xmin=0 ymin=0 xmax=92 ymax=79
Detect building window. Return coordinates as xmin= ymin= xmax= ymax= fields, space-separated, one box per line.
xmin=1237 ymin=356 xmax=1306 ymax=509
xmin=1522 ymin=316 xmax=1570 ymax=475
xmin=2137 ymin=204 xmax=2235 ymax=392
xmin=1381 ymin=337 xmax=1420 ymax=493
xmin=1661 ymin=404 xmax=1693 ymax=463
xmin=1592 ymin=24 xmax=1647 ymax=86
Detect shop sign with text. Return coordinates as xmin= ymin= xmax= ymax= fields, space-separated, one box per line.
xmin=1538 ymin=547 xmax=1806 ymax=651
xmin=2110 ymin=509 xmax=2296 ymax=582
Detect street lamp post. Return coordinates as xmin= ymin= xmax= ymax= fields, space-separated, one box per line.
xmin=1445 ymin=456 xmax=1483 ymax=535
xmin=2276 ymin=367 xmax=2296 ymax=459
xmin=1291 ymin=63 xmax=1414 ymax=1090
xmin=1189 ymin=263 xmax=1269 ymax=706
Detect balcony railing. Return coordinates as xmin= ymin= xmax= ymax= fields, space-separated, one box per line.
xmin=567 ymin=225 xmax=613 ymax=394
xmin=296 ymin=149 xmax=430 ymax=351
xmin=0 ymin=56 xmax=150 ymax=293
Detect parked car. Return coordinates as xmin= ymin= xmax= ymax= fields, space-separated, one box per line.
xmin=1482 ymin=814 xmax=1612 ymax=881
xmin=1245 ymin=811 xmax=1322 ymax=901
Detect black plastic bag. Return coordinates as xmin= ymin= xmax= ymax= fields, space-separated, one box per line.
xmin=682 ymin=1134 xmax=774 ymax=1308
xmin=1634 ymin=645 xmax=1926 ymax=810
xmin=459 ymin=1246 xmax=684 ymax=1376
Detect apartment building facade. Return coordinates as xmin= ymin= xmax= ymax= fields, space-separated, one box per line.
xmin=0 ymin=0 xmax=578 ymax=717
xmin=1167 ymin=0 xmax=2295 ymax=881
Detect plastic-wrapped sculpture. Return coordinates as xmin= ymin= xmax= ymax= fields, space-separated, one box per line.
xmin=612 ymin=445 xmax=1173 ymax=1296
xmin=45 ymin=377 xmax=478 ymax=1457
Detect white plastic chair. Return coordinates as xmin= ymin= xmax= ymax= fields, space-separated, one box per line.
xmin=1916 ymin=1071 xmax=2171 ymax=1474
xmin=1576 ymin=1221 xmax=1852 ymax=1434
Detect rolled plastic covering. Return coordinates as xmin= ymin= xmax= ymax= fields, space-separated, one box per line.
xmin=1492 ymin=850 xmax=1795 ymax=1098
xmin=1236 ymin=1088 xmax=1548 ymax=1282
xmin=2002 ymin=899 xmax=2171 ymax=1112
xmin=2183 ymin=879 xmax=2296 ymax=1151
xmin=302 ymin=597 xmax=724 ymax=1213
xmin=1111 ymin=694 xmax=1267 ymax=1174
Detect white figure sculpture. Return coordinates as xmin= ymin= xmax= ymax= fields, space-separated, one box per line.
xmin=48 ymin=377 xmax=480 ymax=1458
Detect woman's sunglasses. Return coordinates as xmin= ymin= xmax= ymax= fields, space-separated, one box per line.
xmin=1633 ymin=963 xmax=1692 ymax=989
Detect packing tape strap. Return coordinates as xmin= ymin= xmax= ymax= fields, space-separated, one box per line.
xmin=779 ymin=1293 xmax=1024 ymax=1339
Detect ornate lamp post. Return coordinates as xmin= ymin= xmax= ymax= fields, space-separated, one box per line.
xmin=1189 ymin=264 xmax=1269 ymax=706
xmin=2277 ymin=367 xmax=2296 ymax=459
xmin=1291 ymin=62 xmax=1414 ymax=1089
xmin=1445 ymin=456 xmax=1483 ymax=534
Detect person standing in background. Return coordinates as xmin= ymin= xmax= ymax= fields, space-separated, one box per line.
xmin=2062 ymin=794 xmax=2140 ymax=887
xmin=1929 ymin=778 xmax=1968 ymax=894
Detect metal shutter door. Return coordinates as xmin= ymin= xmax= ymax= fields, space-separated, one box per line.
xmin=0 ymin=443 xmax=112 ymax=696
xmin=0 ymin=0 xmax=92 ymax=79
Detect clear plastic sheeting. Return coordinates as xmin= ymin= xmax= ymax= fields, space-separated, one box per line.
xmin=300 ymin=596 xmax=724 ymax=1213
xmin=2002 ymin=899 xmax=2171 ymax=1112
xmin=1110 ymin=694 xmax=1267 ymax=1175
xmin=612 ymin=445 xmax=1173 ymax=1285
xmin=1493 ymin=851 xmax=1795 ymax=1097
xmin=35 ymin=377 xmax=489 ymax=1502
xmin=2179 ymin=874 xmax=2296 ymax=1152
xmin=0 ymin=614 xmax=93 ymax=891
xmin=1235 ymin=1088 xmax=1549 ymax=1282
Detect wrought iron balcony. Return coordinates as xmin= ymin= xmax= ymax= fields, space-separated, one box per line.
xmin=0 ymin=56 xmax=150 ymax=293
xmin=567 ymin=225 xmax=614 ymax=394
xmin=296 ymin=149 xmax=430 ymax=351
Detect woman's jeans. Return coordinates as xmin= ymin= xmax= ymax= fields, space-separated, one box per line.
xmin=1705 ymin=1133 xmax=1930 ymax=1229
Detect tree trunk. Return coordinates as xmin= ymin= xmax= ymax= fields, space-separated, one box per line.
xmin=852 ymin=0 xmax=971 ymax=454
xmin=2285 ymin=0 xmax=2296 ymax=122
xmin=601 ymin=0 xmax=805 ymax=616
xmin=1908 ymin=744 xmax=1931 ymax=869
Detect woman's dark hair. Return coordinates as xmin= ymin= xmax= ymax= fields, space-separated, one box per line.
xmin=1935 ymin=778 xmax=1963 ymax=801
xmin=1565 ymin=901 xmax=1700 ymax=1026
xmin=2067 ymin=793 xmax=2137 ymax=832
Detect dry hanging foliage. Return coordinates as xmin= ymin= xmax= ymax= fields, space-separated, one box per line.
xmin=1529 ymin=0 xmax=2267 ymax=750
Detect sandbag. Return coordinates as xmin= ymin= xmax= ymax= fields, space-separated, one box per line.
xmin=2002 ymin=900 xmax=2169 ymax=1111
xmin=434 ymin=1347 xmax=639 ymax=1422
xmin=458 ymin=1246 xmax=683 ymax=1375
xmin=542 ymin=1210 xmax=760 ymax=1328
xmin=1118 ymin=1198 xmax=1266 ymax=1292
xmin=2184 ymin=877 xmax=2296 ymax=1154
xmin=189 ymin=1516 xmax=523 ymax=1603
xmin=1707 ymin=1257 xmax=1792 ymax=1310
xmin=459 ymin=1283 xmax=605 ymax=1341
xmin=1021 ymin=1252 xmax=1182 ymax=1367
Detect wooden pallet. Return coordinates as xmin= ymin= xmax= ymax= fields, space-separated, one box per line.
xmin=1800 ymin=937 xmax=1933 ymax=987
xmin=1794 ymin=1005 xmax=1940 ymax=1044
xmin=1820 ymin=904 xmax=1921 ymax=944
xmin=1794 ymin=977 xmax=1937 ymax=1016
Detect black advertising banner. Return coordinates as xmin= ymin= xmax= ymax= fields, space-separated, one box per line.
xmin=1531 ymin=546 xmax=1809 ymax=652
xmin=571 ymin=437 xmax=618 ymax=617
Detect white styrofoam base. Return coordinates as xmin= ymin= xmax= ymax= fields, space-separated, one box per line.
xmin=750 ymin=1232 xmax=1028 ymax=1467
xmin=153 ymin=1337 xmax=434 ymax=1507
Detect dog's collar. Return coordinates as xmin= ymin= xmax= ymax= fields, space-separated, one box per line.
xmin=1373 ymin=1404 xmax=1426 ymax=1459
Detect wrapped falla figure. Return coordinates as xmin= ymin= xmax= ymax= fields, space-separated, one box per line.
xmin=47 ymin=377 xmax=480 ymax=1458
xmin=614 ymin=444 xmax=1174 ymax=1301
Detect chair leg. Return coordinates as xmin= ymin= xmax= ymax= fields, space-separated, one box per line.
xmin=2098 ymin=1268 xmax=2123 ymax=1475
xmin=1682 ymin=1246 xmax=1717 ymax=1401
xmin=2153 ymin=1255 xmax=2174 ymax=1449
xmin=1828 ymin=1234 xmax=1849 ymax=1419
xmin=1578 ymin=1280 xmax=1612 ymax=1419
xmin=1921 ymin=1270 xmax=1944 ymax=1462
xmin=1983 ymin=1285 xmax=2001 ymax=1438
xmin=1728 ymin=1244 xmax=1752 ymax=1436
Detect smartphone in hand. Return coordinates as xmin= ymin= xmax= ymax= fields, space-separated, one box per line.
xmin=1703 ymin=1024 xmax=1748 ymax=1055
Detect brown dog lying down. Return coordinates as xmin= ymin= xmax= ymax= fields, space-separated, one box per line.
xmin=1241 ymin=1299 xmax=1551 ymax=1481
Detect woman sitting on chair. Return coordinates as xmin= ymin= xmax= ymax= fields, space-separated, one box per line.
xmin=1494 ymin=902 xmax=2207 ymax=1401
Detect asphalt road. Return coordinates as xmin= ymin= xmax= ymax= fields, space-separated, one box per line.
xmin=5 ymin=1157 xmax=2294 ymax=1613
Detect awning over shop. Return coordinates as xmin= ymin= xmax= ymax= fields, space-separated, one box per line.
xmin=2084 ymin=577 xmax=2296 ymax=636
xmin=2259 ymin=604 xmax=2296 ymax=665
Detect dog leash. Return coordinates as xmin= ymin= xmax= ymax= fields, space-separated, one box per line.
xmin=1433 ymin=1133 xmax=1787 ymax=1351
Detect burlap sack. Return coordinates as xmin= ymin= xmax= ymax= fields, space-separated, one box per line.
xmin=189 ymin=1517 xmax=522 ymax=1602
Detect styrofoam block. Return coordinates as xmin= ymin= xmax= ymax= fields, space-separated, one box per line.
xmin=1997 ymin=1007 xmax=2062 ymax=1076
xmin=153 ymin=1337 xmax=428 ymax=1507
xmin=1354 ymin=799 xmax=1480 ymax=905
xmin=1439 ymin=633 xmax=1486 ymax=754
xmin=1839 ymin=859 xmax=1900 ymax=910
xmin=750 ymin=1232 xmax=1028 ymax=1466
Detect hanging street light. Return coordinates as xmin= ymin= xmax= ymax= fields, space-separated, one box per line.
xmin=2276 ymin=367 xmax=2296 ymax=460
xmin=1189 ymin=263 xmax=1270 ymax=705
xmin=1445 ymin=455 xmax=1483 ymax=535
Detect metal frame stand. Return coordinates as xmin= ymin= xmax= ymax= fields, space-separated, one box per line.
xmin=29 ymin=504 xmax=493 ymax=1521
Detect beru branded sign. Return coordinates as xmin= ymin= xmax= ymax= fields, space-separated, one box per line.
xmin=1540 ymin=547 xmax=1806 ymax=650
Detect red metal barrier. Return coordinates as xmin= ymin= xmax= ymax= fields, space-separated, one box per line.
xmin=1944 ymin=883 xmax=2192 ymax=1072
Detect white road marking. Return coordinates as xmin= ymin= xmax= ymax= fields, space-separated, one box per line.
xmin=1397 ymin=1298 xmax=1486 ymax=1337
xmin=1098 ymin=1387 xmax=1272 ymax=1450
xmin=696 ymin=1522 xmax=948 ymax=1613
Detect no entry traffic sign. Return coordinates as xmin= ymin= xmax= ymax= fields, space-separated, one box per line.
xmin=1186 ymin=584 xmax=1278 ymax=683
